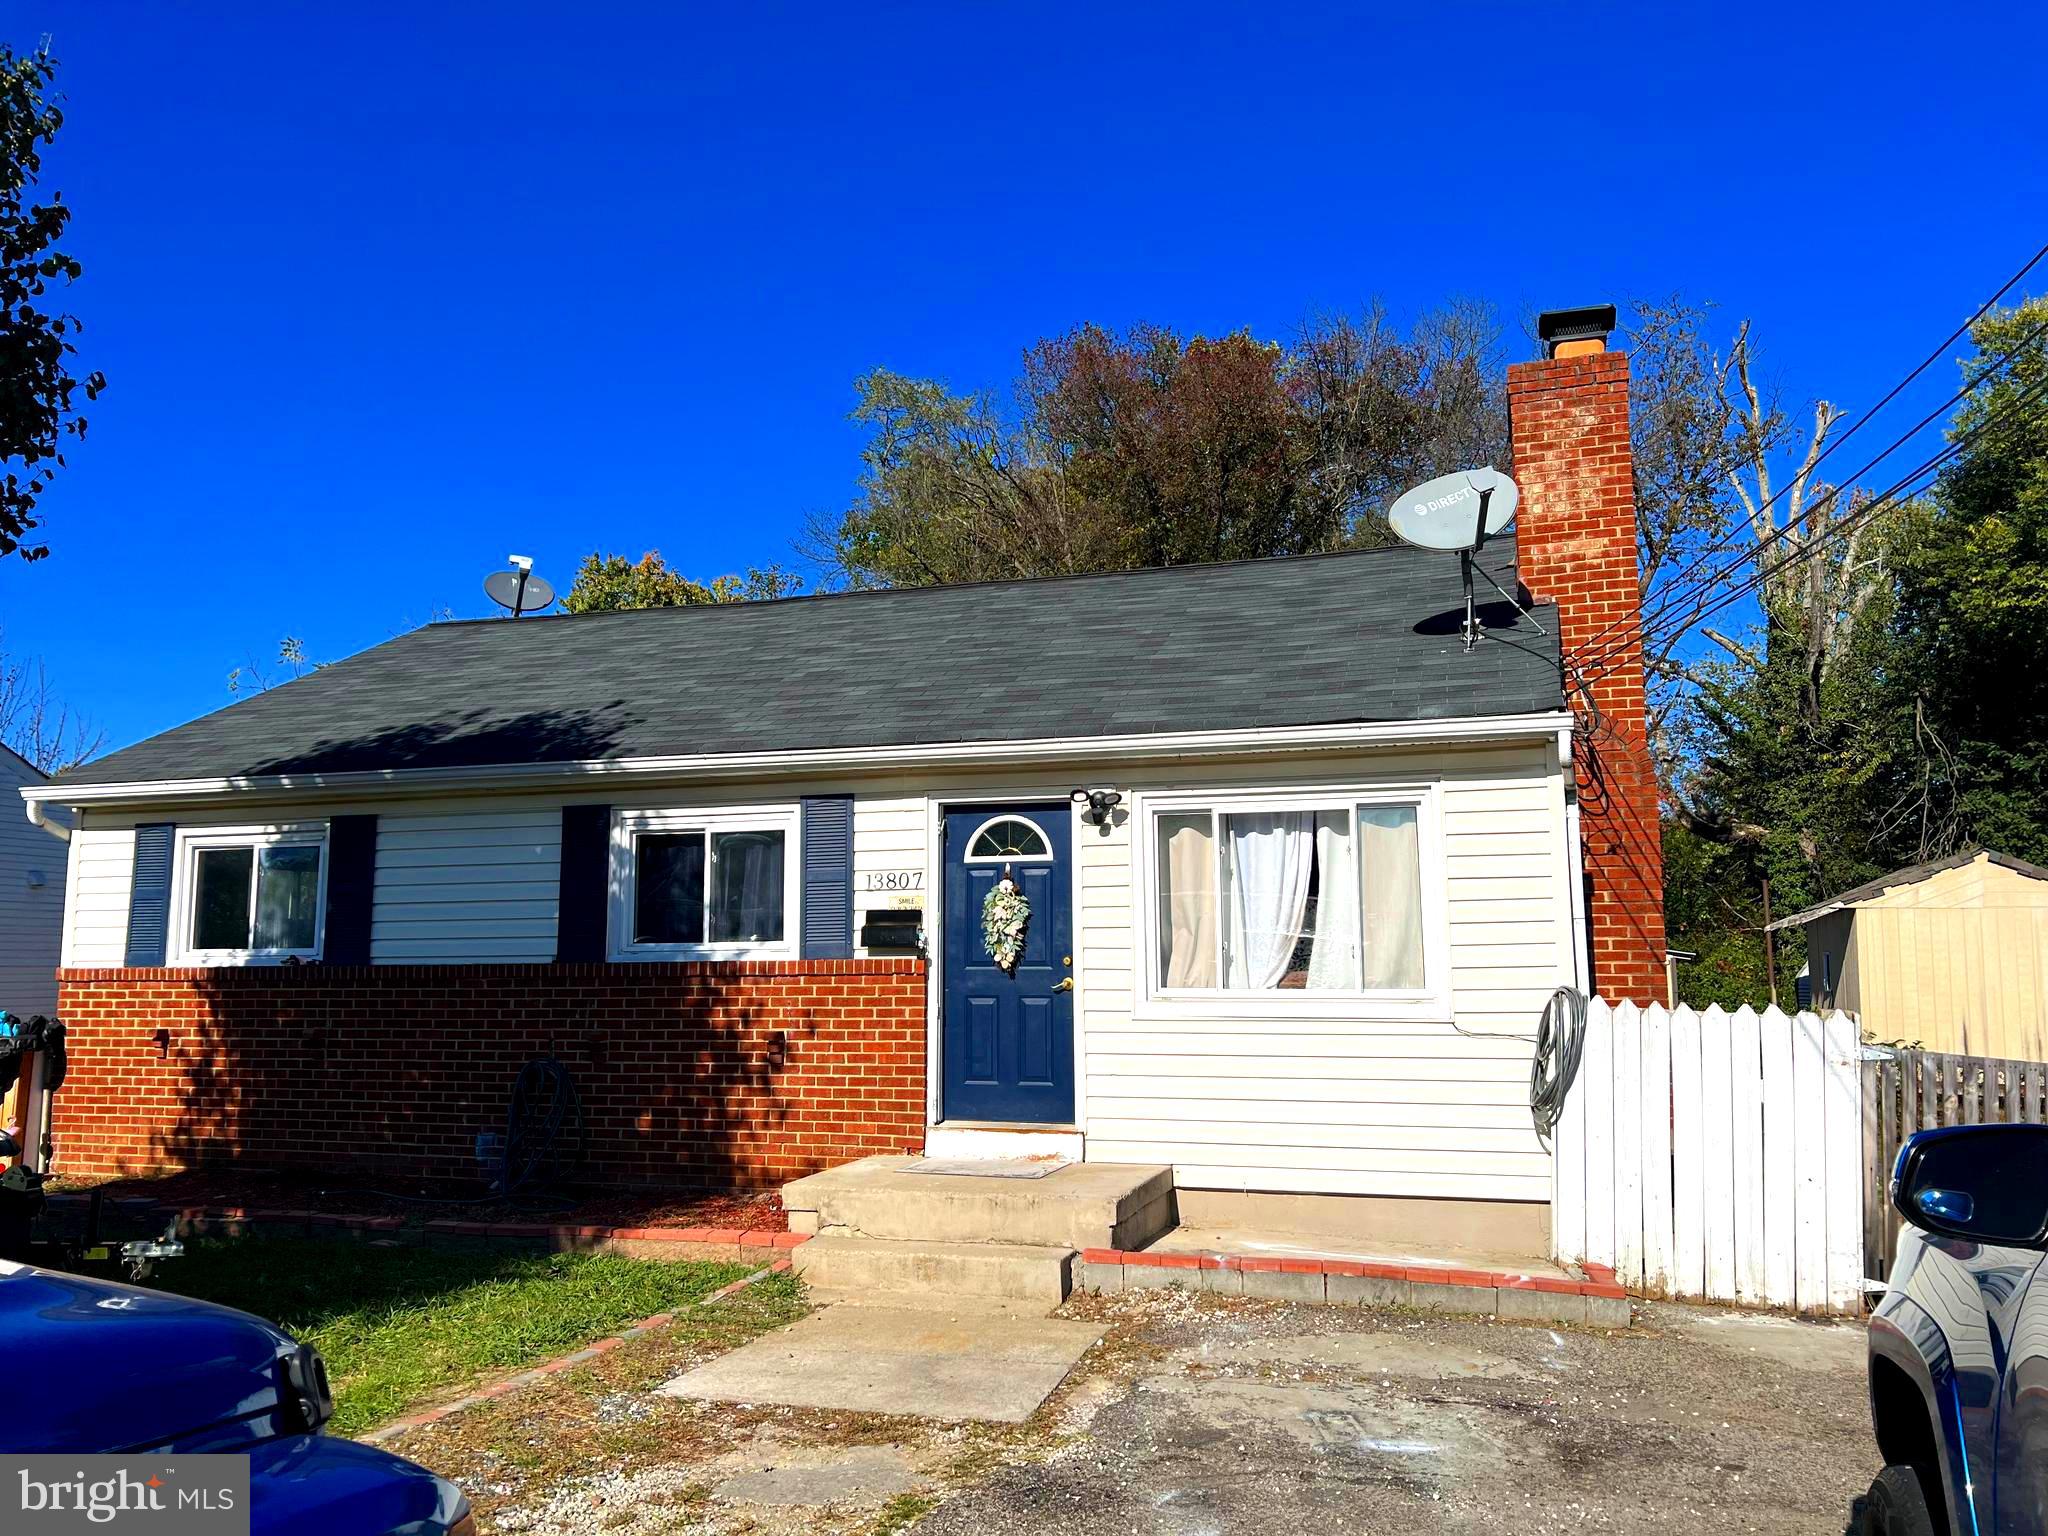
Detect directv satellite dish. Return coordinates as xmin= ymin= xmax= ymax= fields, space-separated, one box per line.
xmin=1386 ymin=468 xmax=1521 ymax=653
xmin=1387 ymin=466 xmax=1518 ymax=553
xmin=484 ymin=554 xmax=555 ymax=618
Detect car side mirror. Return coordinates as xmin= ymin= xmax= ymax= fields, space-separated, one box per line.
xmin=1894 ymin=1124 xmax=2048 ymax=1247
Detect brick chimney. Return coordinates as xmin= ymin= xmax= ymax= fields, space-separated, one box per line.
xmin=1508 ymin=305 xmax=1666 ymax=1003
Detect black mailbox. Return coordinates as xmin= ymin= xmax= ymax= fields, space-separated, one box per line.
xmin=861 ymin=909 xmax=923 ymax=950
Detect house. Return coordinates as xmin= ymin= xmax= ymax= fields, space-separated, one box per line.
xmin=0 ymin=744 xmax=67 ymax=1020
xmin=1769 ymin=849 xmax=2048 ymax=1060
xmin=17 ymin=310 xmax=1665 ymax=1255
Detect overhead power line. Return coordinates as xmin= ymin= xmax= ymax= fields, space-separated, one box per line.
xmin=1608 ymin=307 xmax=2048 ymax=661
xmin=1556 ymin=240 xmax=2048 ymax=667
xmin=1661 ymin=367 xmax=2048 ymax=653
xmin=1566 ymin=363 xmax=2048 ymax=688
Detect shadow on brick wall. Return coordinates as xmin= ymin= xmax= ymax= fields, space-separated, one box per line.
xmin=56 ymin=963 xmax=927 ymax=1193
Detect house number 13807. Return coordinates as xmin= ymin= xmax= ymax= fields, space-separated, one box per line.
xmin=861 ymin=871 xmax=925 ymax=892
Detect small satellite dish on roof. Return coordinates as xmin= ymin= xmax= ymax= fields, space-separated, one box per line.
xmin=484 ymin=554 xmax=555 ymax=618
xmin=1386 ymin=468 xmax=1521 ymax=653
xmin=1387 ymin=466 xmax=1518 ymax=553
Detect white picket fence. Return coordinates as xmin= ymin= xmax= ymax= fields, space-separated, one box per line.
xmin=1551 ymin=1000 xmax=1866 ymax=1314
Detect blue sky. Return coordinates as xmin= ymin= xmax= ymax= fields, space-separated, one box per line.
xmin=2 ymin=2 xmax=2043 ymax=754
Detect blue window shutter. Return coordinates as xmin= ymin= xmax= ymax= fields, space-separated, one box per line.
xmin=801 ymin=795 xmax=854 ymax=959
xmin=556 ymin=805 xmax=612 ymax=963
xmin=323 ymin=815 xmax=378 ymax=965
xmin=124 ymin=823 xmax=175 ymax=966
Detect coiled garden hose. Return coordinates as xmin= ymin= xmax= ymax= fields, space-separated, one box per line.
xmin=1530 ymin=985 xmax=1587 ymax=1142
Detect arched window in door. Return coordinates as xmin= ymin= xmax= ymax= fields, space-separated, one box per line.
xmin=964 ymin=815 xmax=1052 ymax=861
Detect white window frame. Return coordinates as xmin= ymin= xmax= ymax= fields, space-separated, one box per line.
xmin=608 ymin=804 xmax=800 ymax=961
xmin=170 ymin=822 xmax=330 ymax=966
xmin=1132 ymin=781 xmax=1449 ymax=1021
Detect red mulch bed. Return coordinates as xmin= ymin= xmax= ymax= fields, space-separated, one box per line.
xmin=53 ymin=1167 xmax=784 ymax=1230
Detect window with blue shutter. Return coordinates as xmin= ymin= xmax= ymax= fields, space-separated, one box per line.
xmin=124 ymin=823 xmax=175 ymax=966
xmin=800 ymin=795 xmax=853 ymax=959
xmin=322 ymin=815 xmax=378 ymax=965
xmin=556 ymin=804 xmax=612 ymax=962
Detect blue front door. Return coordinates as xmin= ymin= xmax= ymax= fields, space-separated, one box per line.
xmin=941 ymin=803 xmax=1075 ymax=1125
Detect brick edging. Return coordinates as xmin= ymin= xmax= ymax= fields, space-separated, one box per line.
xmin=1075 ymin=1247 xmax=1631 ymax=1327
xmin=51 ymin=1197 xmax=811 ymax=1255
xmin=355 ymin=1256 xmax=796 ymax=1445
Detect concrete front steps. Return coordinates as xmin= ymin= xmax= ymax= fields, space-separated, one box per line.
xmin=782 ymin=1154 xmax=1176 ymax=1304
xmin=791 ymin=1235 xmax=1075 ymax=1303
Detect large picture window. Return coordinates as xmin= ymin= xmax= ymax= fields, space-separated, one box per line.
xmin=1147 ymin=791 xmax=1437 ymax=1001
xmin=175 ymin=827 xmax=328 ymax=963
xmin=611 ymin=807 xmax=797 ymax=958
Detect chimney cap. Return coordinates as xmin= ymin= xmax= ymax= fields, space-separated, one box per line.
xmin=1536 ymin=304 xmax=1617 ymax=358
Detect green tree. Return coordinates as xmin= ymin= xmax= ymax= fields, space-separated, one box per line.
xmin=1662 ymin=299 xmax=2048 ymax=1001
xmin=804 ymin=304 xmax=1507 ymax=589
xmin=0 ymin=43 xmax=101 ymax=563
xmin=1879 ymin=299 xmax=2048 ymax=863
xmin=562 ymin=550 xmax=802 ymax=613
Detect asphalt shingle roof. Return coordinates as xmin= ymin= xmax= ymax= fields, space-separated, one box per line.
xmin=63 ymin=541 xmax=1564 ymax=787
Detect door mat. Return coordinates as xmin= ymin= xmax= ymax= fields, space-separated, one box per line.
xmin=907 ymin=1158 xmax=1069 ymax=1180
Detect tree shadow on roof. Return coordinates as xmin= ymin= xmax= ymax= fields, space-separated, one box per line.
xmin=241 ymin=702 xmax=642 ymax=776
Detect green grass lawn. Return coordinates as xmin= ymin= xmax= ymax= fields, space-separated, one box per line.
xmin=152 ymin=1238 xmax=755 ymax=1434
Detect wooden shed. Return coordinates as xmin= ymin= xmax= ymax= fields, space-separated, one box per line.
xmin=1769 ymin=849 xmax=2048 ymax=1059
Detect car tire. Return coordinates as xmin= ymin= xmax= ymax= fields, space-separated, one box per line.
xmin=1863 ymin=1464 xmax=1938 ymax=1536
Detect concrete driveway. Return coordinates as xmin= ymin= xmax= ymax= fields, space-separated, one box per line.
xmin=403 ymin=1282 xmax=1876 ymax=1535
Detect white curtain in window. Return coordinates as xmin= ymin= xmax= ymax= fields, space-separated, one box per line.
xmin=1359 ymin=805 xmax=1424 ymax=989
xmin=713 ymin=831 xmax=785 ymax=942
xmin=1306 ymin=812 xmax=1359 ymax=989
xmin=1227 ymin=812 xmax=1315 ymax=990
xmin=1159 ymin=816 xmax=1218 ymax=988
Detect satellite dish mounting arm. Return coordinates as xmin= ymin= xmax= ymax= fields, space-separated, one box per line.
xmin=1458 ymin=485 xmax=1493 ymax=651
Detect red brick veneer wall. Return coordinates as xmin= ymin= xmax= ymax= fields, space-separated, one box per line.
xmin=52 ymin=960 xmax=927 ymax=1188
xmin=1508 ymin=348 xmax=1668 ymax=1004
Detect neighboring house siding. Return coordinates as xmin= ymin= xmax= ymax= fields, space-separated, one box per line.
xmin=0 ymin=750 xmax=66 ymax=1015
xmin=371 ymin=807 xmax=561 ymax=963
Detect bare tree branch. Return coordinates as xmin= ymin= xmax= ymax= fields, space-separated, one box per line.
xmin=0 ymin=634 xmax=104 ymax=773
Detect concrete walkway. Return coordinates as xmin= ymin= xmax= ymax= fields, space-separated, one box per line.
xmin=657 ymin=1292 xmax=1105 ymax=1423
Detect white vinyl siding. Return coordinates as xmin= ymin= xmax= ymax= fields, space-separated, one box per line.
xmin=371 ymin=808 xmax=560 ymax=962
xmin=60 ymin=822 xmax=133 ymax=969
xmin=844 ymin=740 xmax=1570 ymax=1201
xmin=1074 ymin=747 xmax=1568 ymax=1202
xmin=0 ymin=750 xmax=67 ymax=1012
xmin=852 ymin=792 xmax=927 ymax=953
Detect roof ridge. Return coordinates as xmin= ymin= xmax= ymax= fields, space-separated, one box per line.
xmin=433 ymin=537 xmax=1523 ymax=630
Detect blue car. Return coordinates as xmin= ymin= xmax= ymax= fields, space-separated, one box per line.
xmin=1867 ymin=1122 xmax=2048 ymax=1536
xmin=0 ymin=1257 xmax=474 ymax=1534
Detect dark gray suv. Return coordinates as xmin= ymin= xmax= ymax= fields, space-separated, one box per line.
xmin=1866 ymin=1123 xmax=2048 ymax=1535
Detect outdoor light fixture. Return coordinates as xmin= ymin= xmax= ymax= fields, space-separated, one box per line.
xmin=1071 ymin=786 xmax=1124 ymax=826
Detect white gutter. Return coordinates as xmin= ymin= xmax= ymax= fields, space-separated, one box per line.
xmin=18 ymin=711 xmax=1576 ymax=810
xmin=24 ymin=798 xmax=69 ymax=841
